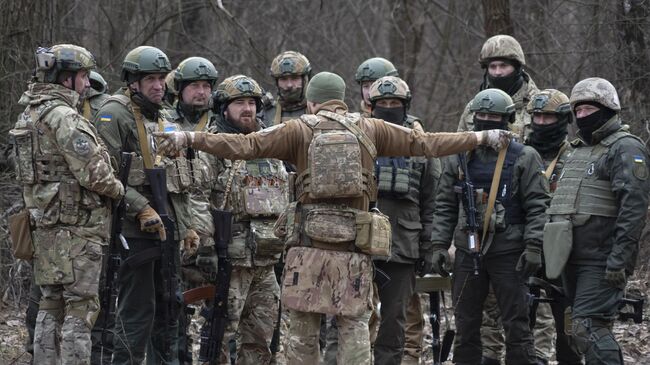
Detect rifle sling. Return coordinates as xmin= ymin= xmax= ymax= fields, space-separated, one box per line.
xmin=544 ymin=143 xmax=567 ymax=179
xmin=481 ymin=142 xmax=509 ymax=246
xmin=133 ymin=103 xmax=164 ymax=169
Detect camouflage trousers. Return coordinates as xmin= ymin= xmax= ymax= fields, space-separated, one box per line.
xmin=219 ymin=264 xmax=280 ymax=365
xmin=288 ymin=309 xmax=372 ymax=364
xmin=34 ymin=239 xmax=103 ymax=365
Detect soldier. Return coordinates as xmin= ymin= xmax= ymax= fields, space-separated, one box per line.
xmin=82 ymin=71 xmax=110 ymax=120
xmin=93 ymin=46 xmax=193 ymax=365
xmin=367 ymin=76 xmax=441 ymax=365
xmin=525 ymin=89 xmax=583 ymax=365
xmin=431 ymin=88 xmax=550 ymax=365
xmin=545 ymin=78 xmax=650 ymax=364
xmin=154 ymin=71 xmax=514 ymax=364
xmin=354 ymin=57 xmax=399 ymax=117
xmin=264 ymin=51 xmax=311 ymax=125
xmin=10 ymin=44 xmax=124 ymax=364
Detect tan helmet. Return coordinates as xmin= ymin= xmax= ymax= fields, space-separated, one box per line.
xmin=270 ymin=51 xmax=312 ymax=78
xmin=34 ymin=44 xmax=96 ymax=83
xmin=215 ymin=74 xmax=264 ymax=105
xmin=526 ymin=89 xmax=571 ymax=115
xmin=368 ymin=76 xmax=412 ymax=108
xmin=479 ymin=35 xmax=526 ymax=67
xmin=355 ymin=57 xmax=399 ymax=83
xmin=569 ymin=77 xmax=621 ymax=111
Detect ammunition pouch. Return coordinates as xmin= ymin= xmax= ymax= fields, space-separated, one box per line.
xmin=227 ymin=223 xmax=248 ymax=259
xmin=251 ymin=219 xmax=285 ymax=256
xmin=127 ymin=155 xmax=193 ymax=193
xmin=9 ymin=129 xmax=35 ymax=184
xmin=8 ymin=209 xmax=34 ymax=260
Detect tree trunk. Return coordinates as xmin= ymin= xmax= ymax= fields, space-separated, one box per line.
xmin=481 ymin=0 xmax=513 ymax=36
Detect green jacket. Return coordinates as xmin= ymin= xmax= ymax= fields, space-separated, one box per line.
xmin=432 ymin=144 xmax=550 ymax=255
xmin=93 ymin=87 xmax=191 ymax=241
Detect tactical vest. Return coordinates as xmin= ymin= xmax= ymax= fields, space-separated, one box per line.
xmin=465 ymin=141 xmax=526 ymax=225
xmin=547 ymin=131 xmax=634 ymax=218
xmin=228 ymin=158 xmax=289 ymax=221
xmin=296 ymin=111 xmax=377 ymax=201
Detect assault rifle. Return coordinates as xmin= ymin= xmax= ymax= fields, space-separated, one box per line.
xmin=415 ymin=275 xmax=455 ymax=365
xmin=144 ymin=167 xmax=179 ymax=356
xmin=455 ymin=153 xmax=481 ymax=275
xmin=198 ymin=209 xmax=233 ymax=362
xmin=101 ymin=152 xmax=132 ymax=354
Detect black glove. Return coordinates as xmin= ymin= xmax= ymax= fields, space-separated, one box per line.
xmin=604 ymin=267 xmax=626 ymax=289
xmin=195 ymin=245 xmax=218 ymax=274
xmin=431 ymin=243 xmax=451 ymax=277
xmin=515 ymin=243 xmax=542 ymax=278
xmin=416 ymin=242 xmax=434 ymax=277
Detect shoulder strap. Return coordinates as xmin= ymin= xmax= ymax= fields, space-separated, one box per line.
xmin=106 ymin=94 xmax=131 ymax=107
xmin=273 ymin=103 xmax=282 ymax=125
xmin=132 ymin=103 xmax=164 ymax=169
xmin=545 ymin=143 xmax=567 ymax=179
xmin=82 ymin=100 xmax=92 ymax=120
xmin=299 ymin=114 xmax=320 ymax=128
xmin=481 ymin=140 xmax=510 ymax=244
xmin=317 ymin=110 xmax=377 ymax=159
xmin=195 ymin=112 xmax=209 ymax=132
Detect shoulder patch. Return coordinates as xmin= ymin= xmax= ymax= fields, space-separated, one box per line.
xmin=633 ymin=155 xmax=648 ymax=180
xmin=73 ymin=135 xmax=92 ymax=156
xmin=99 ymin=115 xmax=112 ymax=122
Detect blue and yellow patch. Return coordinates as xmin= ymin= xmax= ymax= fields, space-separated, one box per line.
xmin=99 ymin=115 xmax=112 ymax=122
xmin=634 ymin=155 xmax=644 ymax=163
xmin=633 ymin=155 xmax=648 ymax=180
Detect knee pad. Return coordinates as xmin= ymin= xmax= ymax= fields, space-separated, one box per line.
xmin=39 ymin=297 xmax=65 ymax=322
xmin=571 ymin=317 xmax=617 ymax=356
xmin=66 ymin=296 xmax=100 ymax=329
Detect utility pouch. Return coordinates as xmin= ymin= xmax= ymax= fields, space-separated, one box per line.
xmin=34 ymin=229 xmax=74 ymax=285
xmin=543 ymin=219 xmax=573 ymax=279
xmin=354 ymin=210 xmax=392 ymax=257
xmin=8 ymin=209 xmax=34 ymax=260
xmin=228 ymin=228 xmax=248 ymax=259
xmin=59 ymin=178 xmax=81 ymax=224
xmin=243 ymin=185 xmax=287 ymax=217
xmin=9 ymin=129 xmax=35 ymax=184
xmin=251 ymin=219 xmax=285 ymax=256
xmin=165 ymin=157 xmax=192 ymax=193
xmin=304 ymin=207 xmax=356 ymax=243
xmin=274 ymin=202 xmax=301 ymax=247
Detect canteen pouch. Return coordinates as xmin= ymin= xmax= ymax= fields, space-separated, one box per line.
xmin=8 ymin=209 xmax=34 ymax=260
xmin=274 ymin=202 xmax=301 ymax=247
xmin=543 ymin=220 xmax=573 ymax=279
xmin=355 ymin=210 xmax=392 ymax=257
xmin=304 ymin=208 xmax=356 ymax=243
xmin=251 ymin=219 xmax=285 ymax=256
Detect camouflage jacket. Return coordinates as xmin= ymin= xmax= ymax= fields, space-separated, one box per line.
xmin=13 ymin=83 xmax=122 ymax=244
xmin=457 ymin=74 xmax=539 ymax=139
xmin=94 ymin=87 xmax=191 ymax=241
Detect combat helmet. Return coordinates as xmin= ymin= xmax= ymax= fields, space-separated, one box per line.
xmin=527 ymin=89 xmax=571 ymax=115
xmin=470 ymin=88 xmax=516 ymax=123
xmin=368 ymin=76 xmax=412 ymax=109
xmin=173 ymin=57 xmax=219 ymax=92
xmin=355 ymin=57 xmax=399 ymax=83
xmin=569 ymin=77 xmax=621 ymax=111
xmin=89 ymin=71 xmax=108 ymax=94
xmin=270 ymin=51 xmax=312 ymax=79
xmin=215 ymin=74 xmax=264 ymax=111
xmin=121 ymin=46 xmax=172 ymax=84
xmin=34 ymin=44 xmax=96 ymax=84
xmin=479 ymin=35 xmax=526 ymax=67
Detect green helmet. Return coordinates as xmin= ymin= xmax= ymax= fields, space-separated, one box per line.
xmin=173 ymin=57 xmax=219 ymax=91
xmin=470 ymin=88 xmax=516 ymax=118
xmin=305 ymin=72 xmax=346 ymax=104
xmin=368 ymin=76 xmax=412 ymax=108
xmin=569 ymin=77 xmax=621 ymax=111
xmin=89 ymin=71 xmax=108 ymax=94
xmin=527 ymin=89 xmax=571 ymax=115
xmin=354 ymin=57 xmax=399 ymax=83
xmin=34 ymin=44 xmax=96 ymax=83
xmin=121 ymin=46 xmax=172 ymax=83
xmin=479 ymin=35 xmax=526 ymax=67
xmin=270 ymin=51 xmax=312 ymax=78
xmin=215 ymin=74 xmax=264 ymax=104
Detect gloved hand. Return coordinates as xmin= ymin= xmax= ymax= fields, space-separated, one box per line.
xmin=479 ymin=129 xmax=516 ymax=150
xmin=416 ymin=242 xmax=434 ymax=277
xmin=196 ymin=245 xmax=218 ymax=274
xmin=515 ymin=244 xmax=542 ymax=277
xmin=152 ymin=131 xmax=194 ymax=156
xmin=431 ymin=243 xmax=451 ymax=277
xmin=136 ymin=205 xmax=166 ymax=241
xmin=182 ymin=229 xmax=200 ymax=258
xmin=605 ymin=267 xmax=626 ymax=289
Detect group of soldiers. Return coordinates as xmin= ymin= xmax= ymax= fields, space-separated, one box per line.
xmin=7 ymin=32 xmax=649 ymax=365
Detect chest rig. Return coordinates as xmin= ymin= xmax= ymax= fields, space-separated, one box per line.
xmin=228 ymin=158 xmax=289 ymax=221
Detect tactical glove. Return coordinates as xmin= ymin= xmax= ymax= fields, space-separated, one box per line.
xmin=416 ymin=242 xmax=435 ymax=277
xmin=136 ymin=205 xmax=166 ymax=241
xmin=479 ymin=129 xmax=516 ymax=151
xmin=152 ymin=131 xmax=194 ymax=156
xmin=196 ymin=245 xmax=218 ymax=274
xmin=605 ymin=267 xmax=626 ymax=289
xmin=431 ymin=243 xmax=451 ymax=277
xmin=183 ymin=229 xmax=200 ymax=258
xmin=515 ymin=244 xmax=542 ymax=278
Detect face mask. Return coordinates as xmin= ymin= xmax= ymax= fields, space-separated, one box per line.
xmin=372 ymin=106 xmax=406 ymax=124
xmin=487 ymin=68 xmax=523 ymax=96
xmin=576 ymin=108 xmax=616 ymax=144
xmin=473 ymin=116 xmax=506 ymax=131
xmin=528 ymin=117 xmax=568 ymax=154
xmin=279 ymin=87 xmax=303 ymax=103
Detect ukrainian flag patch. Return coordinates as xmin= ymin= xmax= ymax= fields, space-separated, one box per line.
xmin=99 ymin=115 xmax=112 ymax=122
xmin=634 ymin=155 xmax=644 ymax=163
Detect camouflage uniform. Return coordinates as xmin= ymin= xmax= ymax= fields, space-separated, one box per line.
xmin=547 ymin=78 xmax=650 ymax=365
xmin=94 ymin=46 xmax=191 ymax=365
xmin=10 ymin=44 xmax=123 ymax=365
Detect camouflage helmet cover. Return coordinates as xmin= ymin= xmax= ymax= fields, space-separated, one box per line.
xmin=469 ymin=88 xmax=516 ymax=115
xmin=569 ymin=77 xmax=621 ymax=111
xmin=89 ymin=71 xmax=108 ymax=94
xmin=35 ymin=44 xmax=96 ymax=83
xmin=526 ymin=89 xmax=571 ymax=114
xmin=165 ymin=72 xmax=177 ymax=96
xmin=121 ymin=46 xmax=172 ymax=82
xmin=270 ymin=51 xmax=312 ymax=78
xmin=215 ymin=74 xmax=264 ymax=104
xmin=479 ymin=35 xmax=526 ymax=66
xmin=173 ymin=56 xmax=219 ymax=91
xmin=368 ymin=76 xmax=412 ymax=104
xmin=354 ymin=57 xmax=399 ymax=83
